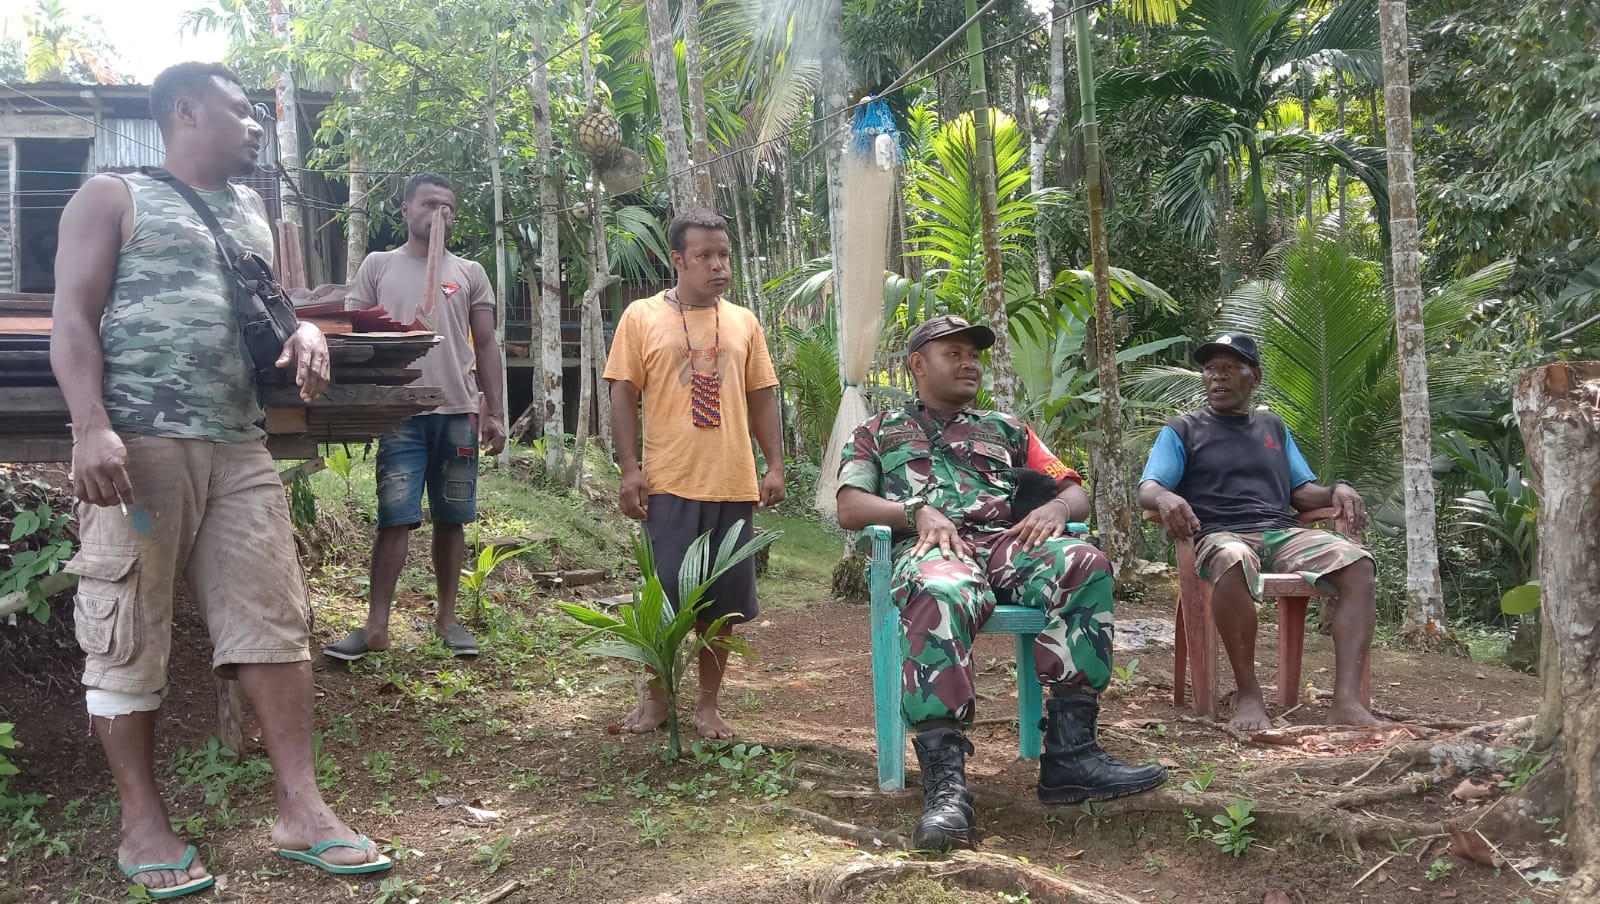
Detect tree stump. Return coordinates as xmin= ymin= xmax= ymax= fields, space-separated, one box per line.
xmin=1513 ymin=361 xmax=1600 ymax=901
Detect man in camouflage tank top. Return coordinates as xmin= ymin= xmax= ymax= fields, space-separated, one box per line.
xmin=50 ymin=63 xmax=387 ymax=895
xmin=836 ymin=315 xmax=1165 ymax=852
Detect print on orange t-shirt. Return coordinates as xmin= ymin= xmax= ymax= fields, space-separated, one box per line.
xmin=602 ymin=292 xmax=779 ymax=502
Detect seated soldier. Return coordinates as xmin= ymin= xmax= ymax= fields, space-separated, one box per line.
xmin=1138 ymin=331 xmax=1381 ymax=733
xmin=836 ymin=314 xmax=1165 ymax=852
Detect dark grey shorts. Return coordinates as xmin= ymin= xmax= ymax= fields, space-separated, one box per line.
xmin=642 ymin=494 xmax=758 ymax=626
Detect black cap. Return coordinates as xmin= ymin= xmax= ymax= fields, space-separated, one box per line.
xmin=1193 ymin=331 xmax=1262 ymax=367
xmin=908 ymin=314 xmax=997 ymax=355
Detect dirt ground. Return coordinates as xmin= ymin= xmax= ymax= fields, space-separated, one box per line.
xmin=0 ymin=494 xmax=1567 ymax=904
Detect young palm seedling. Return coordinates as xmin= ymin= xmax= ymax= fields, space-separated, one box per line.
xmin=557 ymin=520 xmax=778 ymax=760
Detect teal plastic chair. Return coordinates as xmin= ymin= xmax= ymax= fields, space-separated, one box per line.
xmin=866 ymin=521 xmax=1089 ymax=791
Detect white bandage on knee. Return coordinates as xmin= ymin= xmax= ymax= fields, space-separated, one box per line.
xmin=85 ymin=688 xmax=165 ymax=718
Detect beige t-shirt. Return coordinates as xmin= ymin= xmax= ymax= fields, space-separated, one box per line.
xmin=346 ymin=249 xmax=495 ymax=415
xmin=603 ymin=292 xmax=779 ymax=502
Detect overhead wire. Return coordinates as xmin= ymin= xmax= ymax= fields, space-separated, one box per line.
xmin=1 ymin=1 xmax=1106 ymax=225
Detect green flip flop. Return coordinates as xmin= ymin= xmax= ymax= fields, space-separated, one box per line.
xmin=121 ymin=844 xmax=215 ymax=900
xmin=276 ymin=835 xmax=393 ymax=875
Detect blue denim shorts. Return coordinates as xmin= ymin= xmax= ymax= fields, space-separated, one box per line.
xmin=375 ymin=413 xmax=479 ymax=528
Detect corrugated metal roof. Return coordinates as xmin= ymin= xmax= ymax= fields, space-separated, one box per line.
xmin=91 ymin=117 xmax=280 ymax=169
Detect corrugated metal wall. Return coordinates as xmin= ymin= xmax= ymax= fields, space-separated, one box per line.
xmin=92 ymin=118 xmax=282 ymax=170
xmin=1 ymin=141 xmax=14 ymax=293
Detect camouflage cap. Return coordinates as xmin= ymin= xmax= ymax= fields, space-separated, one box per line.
xmin=908 ymin=314 xmax=997 ymax=355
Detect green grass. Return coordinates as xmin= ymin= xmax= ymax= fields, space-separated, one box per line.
xmin=756 ymin=512 xmax=844 ymax=611
xmin=304 ymin=442 xmax=635 ymax=579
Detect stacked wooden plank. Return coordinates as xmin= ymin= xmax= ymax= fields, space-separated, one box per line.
xmin=0 ymin=292 xmax=443 ymax=463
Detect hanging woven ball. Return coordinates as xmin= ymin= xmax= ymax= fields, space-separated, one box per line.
xmin=575 ymin=108 xmax=623 ymax=160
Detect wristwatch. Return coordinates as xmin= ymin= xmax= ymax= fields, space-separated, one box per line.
xmin=903 ymin=496 xmax=927 ymax=529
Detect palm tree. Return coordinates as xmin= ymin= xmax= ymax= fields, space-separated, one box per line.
xmin=1098 ymin=0 xmax=1386 ymax=287
xmin=23 ymin=0 xmax=117 ymax=83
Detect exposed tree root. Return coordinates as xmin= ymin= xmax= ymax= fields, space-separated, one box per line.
xmin=963 ymin=784 xmax=1441 ymax=853
xmin=776 ymin=805 xmax=908 ymax=850
xmin=744 ymin=738 xmax=879 ymax=770
xmin=1318 ymin=768 xmax=1454 ymax=809
xmin=811 ymin=851 xmax=1146 ymax=904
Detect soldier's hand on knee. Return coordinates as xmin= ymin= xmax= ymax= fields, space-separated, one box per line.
xmin=913 ymin=506 xmax=971 ymax=559
xmin=1003 ymin=499 xmax=1068 ymax=549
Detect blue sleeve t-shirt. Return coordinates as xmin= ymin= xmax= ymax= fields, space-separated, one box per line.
xmin=1138 ymin=410 xmax=1316 ymax=537
xmin=1141 ymin=424 xmax=1316 ymax=489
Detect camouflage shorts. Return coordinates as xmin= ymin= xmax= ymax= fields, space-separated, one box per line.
xmin=1197 ymin=527 xmax=1373 ymax=602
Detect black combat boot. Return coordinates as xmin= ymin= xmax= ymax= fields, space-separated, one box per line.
xmin=1038 ymin=691 xmax=1167 ymax=804
xmin=911 ymin=726 xmax=978 ymax=851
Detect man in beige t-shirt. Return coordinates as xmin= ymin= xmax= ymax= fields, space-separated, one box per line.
xmin=327 ymin=173 xmax=505 ymax=660
xmin=604 ymin=207 xmax=785 ymax=739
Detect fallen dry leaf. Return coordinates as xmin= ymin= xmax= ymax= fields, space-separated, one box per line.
xmin=1158 ymin=757 xmax=1181 ymax=769
xmin=435 ymin=795 xmax=462 ymax=808
xmin=1263 ymin=891 xmax=1292 ymax=904
xmin=1447 ymin=823 xmax=1505 ymax=869
xmin=464 ymin=805 xmax=501 ymax=823
xmin=1110 ymin=718 xmax=1163 ymax=731
xmin=1449 ymin=779 xmax=1496 ymax=802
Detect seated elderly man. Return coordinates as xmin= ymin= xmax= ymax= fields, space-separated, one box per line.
xmin=836 ymin=314 xmax=1165 ymax=852
xmin=1138 ymin=332 xmax=1381 ymax=732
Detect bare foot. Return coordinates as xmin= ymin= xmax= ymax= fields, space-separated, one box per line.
xmin=694 ymin=703 xmax=736 ymax=740
xmin=1328 ymin=698 xmax=1384 ymax=727
xmin=272 ymin=806 xmax=383 ymax=869
xmin=119 ymin=823 xmax=208 ymax=893
xmin=622 ymin=680 xmax=669 ymax=734
xmin=1229 ymin=691 xmax=1272 ymax=733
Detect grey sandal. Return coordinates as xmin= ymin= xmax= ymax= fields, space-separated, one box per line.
xmin=439 ymin=624 xmax=479 ymax=657
xmin=323 ymin=629 xmax=373 ymax=661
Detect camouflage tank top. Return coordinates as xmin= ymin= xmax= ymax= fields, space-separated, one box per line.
xmin=100 ymin=172 xmax=273 ymax=442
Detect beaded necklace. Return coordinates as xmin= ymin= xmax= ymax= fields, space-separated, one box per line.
xmin=671 ymin=289 xmax=722 ymax=428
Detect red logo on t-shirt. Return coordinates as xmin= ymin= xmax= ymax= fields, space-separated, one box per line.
xmin=441 ymin=283 xmax=461 ymax=298
xmin=1264 ymin=434 xmax=1282 ymax=451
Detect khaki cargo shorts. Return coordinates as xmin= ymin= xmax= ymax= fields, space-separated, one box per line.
xmin=66 ymin=434 xmax=312 ymax=694
xmin=1196 ymin=527 xmax=1373 ymax=602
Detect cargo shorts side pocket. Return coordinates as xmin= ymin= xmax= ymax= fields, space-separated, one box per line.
xmin=63 ymin=546 xmax=141 ymax=666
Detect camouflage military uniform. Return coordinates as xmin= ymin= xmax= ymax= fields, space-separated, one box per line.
xmin=839 ymin=403 xmax=1114 ymax=726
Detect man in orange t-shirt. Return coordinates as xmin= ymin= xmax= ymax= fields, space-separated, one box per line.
xmin=603 ymin=208 xmax=785 ymax=739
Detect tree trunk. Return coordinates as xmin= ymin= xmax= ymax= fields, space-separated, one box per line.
xmin=1380 ymin=0 xmax=1446 ymax=645
xmin=573 ymin=0 xmax=616 ymax=481
xmin=1030 ymin=1 xmax=1067 ymax=296
xmin=740 ymin=181 xmax=765 ymax=321
xmin=1535 ymin=604 xmax=1563 ymax=749
xmin=344 ymin=27 xmax=369 ymax=283
xmin=1074 ymin=6 xmax=1135 ymax=578
xmin=1243 ymin=130 xmax=1269 ymax=273
xmin=820 ymin=0 xmax=848 ymax=367
xmin=1513 ymin=361 xmax=1600 ymax=903
xmin=682 ymin=0 xmax=716 ymax=206
xmin=1217 ymin=163 xmax=1236 ymax=298
xmin=965 ymin=0 xmax=1016 ymax=411
xmin=268 ymin=0 xmax=303 ymax=245
xmin=1301 ymin=72 xmax=1315 ymax=227
xmin=485 ymin=51 xmax=511 ymax=467
xmin=643 ymin=0 xmax=700 ymax=211
xmin=530 ymin=16 xmax=565 ymax=474
xmin=1336 ymin=91 xmax=1347 ymax=236
xmin=731 ymin=182 xmax=756 ymax=310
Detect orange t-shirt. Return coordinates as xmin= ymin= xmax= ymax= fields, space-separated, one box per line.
xmin=603 ymin=292 xmax=779 ymax=502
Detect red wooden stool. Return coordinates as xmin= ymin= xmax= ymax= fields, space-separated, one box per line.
xmin=1144 ymin=508 xmax=1371 ymax=719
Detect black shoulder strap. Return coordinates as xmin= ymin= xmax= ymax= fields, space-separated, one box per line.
xmin=141 ymin=167 xmax=246 ymax=268
xmin=904 ymin=403 xmax=1010 ymax=474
